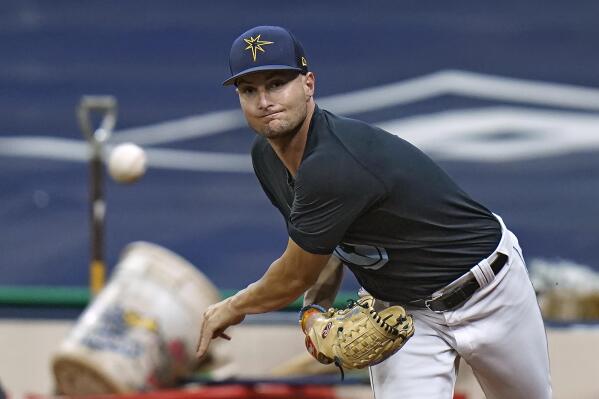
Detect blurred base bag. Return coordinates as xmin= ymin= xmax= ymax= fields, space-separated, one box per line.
xmin=52 ymin=242 xmax=220 ymax=395
xmin=539 ymin=289 xmax=599 ymax=321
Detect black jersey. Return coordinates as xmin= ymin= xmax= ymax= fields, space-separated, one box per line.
xmin=251 ymin=106 xmax=501 ymax=303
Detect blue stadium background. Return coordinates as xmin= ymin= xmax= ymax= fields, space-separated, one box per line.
xmin=1 ymin=1 xmax=598 ymax=302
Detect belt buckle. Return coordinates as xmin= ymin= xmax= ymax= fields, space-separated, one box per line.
xmin=424 ymin=293 xmax=445 ymax=313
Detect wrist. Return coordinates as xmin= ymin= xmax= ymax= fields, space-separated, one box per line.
xmin=226 ymin=293 xmax=245 ymax=318
xmin=299 ymin=304 xmax=327 ymax=333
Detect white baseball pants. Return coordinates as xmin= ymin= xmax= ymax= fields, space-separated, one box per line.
xmin=369 ymin=219 xmax=552 ymax=399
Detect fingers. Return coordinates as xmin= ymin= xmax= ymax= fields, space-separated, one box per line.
xmin=196 ymin=307 xmax=214 ymax=358
xmin=196 ymin=313 xmax=234 ymax=359
xmin=196 ymin=299 xmax=244 ymax=358
xmin=196 ymin=329 xmax=232 ymax=358
xmin=196 ymin=323 xmax=211 ymax=359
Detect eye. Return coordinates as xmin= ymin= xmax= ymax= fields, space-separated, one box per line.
xmin=239 ymin=86 xmax=255 ymax=95
xmin=268 ymin=80 xmax=286 ymax=90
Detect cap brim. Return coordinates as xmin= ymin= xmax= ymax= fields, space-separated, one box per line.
xmin=222 ymin=65 xmax=303 ymax=86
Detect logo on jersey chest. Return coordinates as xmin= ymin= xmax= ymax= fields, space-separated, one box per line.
xmin=334 ymin=243 xmax=389 ymax=270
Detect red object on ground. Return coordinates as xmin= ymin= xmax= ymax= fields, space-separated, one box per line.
xmin=25 ymin=384 xmax=338 ymax=399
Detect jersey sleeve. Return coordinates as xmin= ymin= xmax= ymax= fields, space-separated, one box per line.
xmin=288 ymin=155 xmax=386 ymax=254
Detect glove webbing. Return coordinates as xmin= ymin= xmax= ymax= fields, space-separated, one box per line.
xmin=334 ymin=299 xmax=408 ymax=380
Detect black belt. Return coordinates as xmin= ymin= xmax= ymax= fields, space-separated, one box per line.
xmin=412 ymin=253 xmax=508 ymax=312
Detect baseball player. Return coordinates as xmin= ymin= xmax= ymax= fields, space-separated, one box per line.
xmin=196 ymin=25 xmax=551 ymax=398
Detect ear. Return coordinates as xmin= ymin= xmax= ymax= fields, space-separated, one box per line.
xmin=304 ymin=72 xmax=315 ymax=99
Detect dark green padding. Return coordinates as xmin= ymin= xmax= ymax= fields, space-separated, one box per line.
xmin=0 ymin=286 xmax=357 ymax=311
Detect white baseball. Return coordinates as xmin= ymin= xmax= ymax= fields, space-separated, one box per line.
xmin=107 ymin=143 xmax=147 ymax=184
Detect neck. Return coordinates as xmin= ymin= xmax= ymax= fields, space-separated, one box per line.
xmin=267 ymin=101 xmax=315 ymax=177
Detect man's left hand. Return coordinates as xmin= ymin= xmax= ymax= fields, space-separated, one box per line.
xmin=196 ymin=297 xmax=245 ymax=359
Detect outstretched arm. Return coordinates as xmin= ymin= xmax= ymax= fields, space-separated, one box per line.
xmin=196 ymin=238 xmax=330 ymax=358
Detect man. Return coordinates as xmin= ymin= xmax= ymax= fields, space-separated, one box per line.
xmin=196 ymin=25 xmax=551 ymax=398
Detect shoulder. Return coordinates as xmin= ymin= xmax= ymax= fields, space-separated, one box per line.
xmin=296 ymin=144 xmax=386 ymax=200
xmin=319 ymin=108 xmax=382 ymax=136
xmin=251 ymin=135 xmax=270 ymax=160
xmin=251 ymin=136 xmax=279 ymax=185
xmin=251 ymin=136 xmax=280 ymax=173
xmin=303 ymin=108 xmax=390 ymax=188
xmin=308 ymin=107 xmax=384 ymax=162
xmin=317 ymin=108 xmax=397 ymax=160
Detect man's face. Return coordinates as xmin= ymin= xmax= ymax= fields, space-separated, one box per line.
xmin=236 ymin=70 xmax=314 ymax=140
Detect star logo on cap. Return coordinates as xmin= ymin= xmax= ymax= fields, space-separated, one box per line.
xmin=244 ymin=34 xmax=274 ymax=62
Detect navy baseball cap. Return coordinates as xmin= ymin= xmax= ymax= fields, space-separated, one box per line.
xmin=223 ymin=25 xmax=308 ymax=86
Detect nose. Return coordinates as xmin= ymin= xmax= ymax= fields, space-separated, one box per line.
xmin=257 ymin=88 xmax=272 ymax=110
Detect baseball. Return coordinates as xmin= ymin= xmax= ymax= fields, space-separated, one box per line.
xmin=107 ymin=142 xmax=147 ymax=184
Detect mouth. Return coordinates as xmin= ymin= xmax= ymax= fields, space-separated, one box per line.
xmin=262 ymin=111 xmax=283 ymax=119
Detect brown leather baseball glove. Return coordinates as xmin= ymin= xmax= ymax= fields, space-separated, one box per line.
xmin=299 ymin=295 xmax=414 ymax=374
